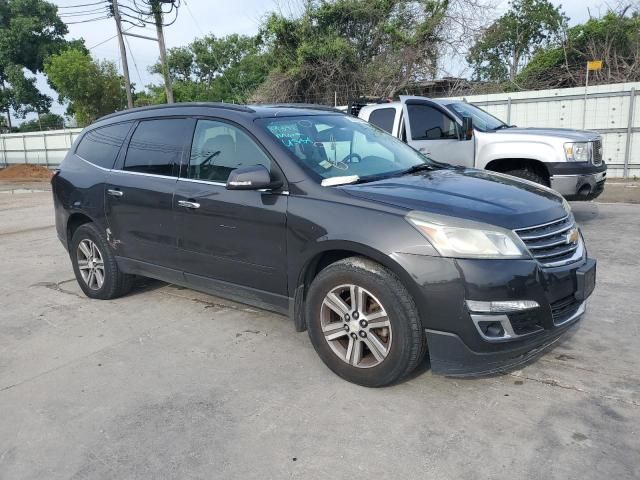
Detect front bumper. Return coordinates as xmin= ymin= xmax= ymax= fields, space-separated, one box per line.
xmin=548 ymin=161 xmax=607 ymax=200
xmin=392 ymin=252 xmax=594 ymax=376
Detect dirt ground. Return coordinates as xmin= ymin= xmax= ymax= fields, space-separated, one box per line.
xmin=0 ymin=164 xmax=53 ymax=182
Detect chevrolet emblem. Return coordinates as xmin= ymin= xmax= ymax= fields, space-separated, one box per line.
xmin=565 ymin=228 xmax=579 ymax=244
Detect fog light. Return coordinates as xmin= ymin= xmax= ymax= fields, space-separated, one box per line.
xmin=478 ymin=321 xmax=505 ymax=338
xmin=466 ymin=300 xmax=539 ymax=313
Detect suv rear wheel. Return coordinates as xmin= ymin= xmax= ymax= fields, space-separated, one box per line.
xmin=70 ymin=223 xmax=133 ymax=299
xmin=306 ymin=257 xmax=426 ymax=387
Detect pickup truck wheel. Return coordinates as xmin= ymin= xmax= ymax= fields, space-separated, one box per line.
xmin=504 ymin=168 xmax=549 ymax=187
xmin=70 ymin=223 xmax=133 ymax=300
xmin=306 ymin=257 xmax=426 ymax=387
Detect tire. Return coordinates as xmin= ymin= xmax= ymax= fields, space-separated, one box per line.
xmin=70 ymin=223 xmax=133 ymax=300
xmin=306 ymin=257 xmax=426 ymax=387
xmin=504 ymin=168 xmax=549 ymax=187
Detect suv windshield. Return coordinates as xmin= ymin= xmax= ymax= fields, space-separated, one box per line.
xmin=258 ymin=115 xmax=432 ymax=183
xmin=446 ymin=102 xmax=507 ymax=131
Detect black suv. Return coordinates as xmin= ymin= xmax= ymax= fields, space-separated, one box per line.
xmin=52 ymin=103 xmax=596 ymax=386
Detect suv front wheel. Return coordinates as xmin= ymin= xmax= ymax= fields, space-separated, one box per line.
xmin=70 ymin=223 xmax=133 ymax=300
xmin=306 ymin=257 xmax=426 ymax=387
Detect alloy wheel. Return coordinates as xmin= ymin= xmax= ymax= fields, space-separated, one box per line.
xmin=76 ymin=239 xmax=105 ymax=290
xmin=320 ymin=284 xmax=392 ymax=368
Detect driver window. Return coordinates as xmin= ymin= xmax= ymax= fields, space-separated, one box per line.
xmin=189 ymin=120 xmax=270 ymax=183
xmin=407 ymin=104 xmax=458 ymax=141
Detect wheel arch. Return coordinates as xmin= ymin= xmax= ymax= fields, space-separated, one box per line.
xmin=485 ymin=158 xmax=550 ymax=183
xmin=291 ymin=241 xmax=424 ymax=332
xmin=66 ymin=212 xmax=95 ymax=251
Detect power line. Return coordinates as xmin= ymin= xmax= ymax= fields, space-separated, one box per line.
xmin=124 ymin=34 xmax=144 ymax=86
xmin=56 ymin=1 xmax=107 ymax=8
xmin=64 ymin=15 xmax=111 ymax=24
xmin=59 ymin=8 xmax=109 ymax=17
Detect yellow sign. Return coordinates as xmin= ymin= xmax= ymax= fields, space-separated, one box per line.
xmin=587 ymin=60 xmax=603 ymax=71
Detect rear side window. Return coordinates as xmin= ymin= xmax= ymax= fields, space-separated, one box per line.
xmin=123 ymin=119 xmax=190 ymax=177
xmin=75 ymin=122 xmax=132 ymax=169
xmin=368 ymin=108 xmax=396 ymax=133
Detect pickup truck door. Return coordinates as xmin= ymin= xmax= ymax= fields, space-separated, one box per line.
xmin=400 ymin=96 xmax=474 ymax=168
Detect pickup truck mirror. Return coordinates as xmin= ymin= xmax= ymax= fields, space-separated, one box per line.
xmin=226 ymin=165 xmax=282 ymax=191
xmin=462 ymin=116 xmax=473 ymax=140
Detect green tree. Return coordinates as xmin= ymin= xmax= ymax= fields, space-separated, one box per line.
xmin=467 ymin=0 xmax=567 ymax=83
xmin=17 ymin=112 xmax=64 ymax=132
xmin=517 ymin=8 xmax=640 ymax=88
xmin=254 ymin=0 xmax=450 ymax=104
xmin=0 ymin=0 xmax=70 ymax=127
xmin=44 ymin=49 xmax=126 ymax=126
xmin=146 ymin=34 xmax=271 ymax=104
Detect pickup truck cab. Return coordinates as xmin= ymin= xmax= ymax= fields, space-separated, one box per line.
xmin=357 ymin=96 xmax=607 ymax=200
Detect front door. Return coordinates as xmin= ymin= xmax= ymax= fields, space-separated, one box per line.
xmin=400 ymin=97 xmax=474 ymax=167
xmin=174 ymin=118 xmax=288 ymax=303
xmin=105 ymin=117 xmax=193 ymax=270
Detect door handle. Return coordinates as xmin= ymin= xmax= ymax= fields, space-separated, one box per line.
xmin=177 ymin=200 xmax=200 ymax=209
xmin=107 ymin=189 xmax=124 ymax=197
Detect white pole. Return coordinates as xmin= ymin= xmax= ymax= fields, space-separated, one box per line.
xmin=582 ymin=65 xmax=589 ymax=130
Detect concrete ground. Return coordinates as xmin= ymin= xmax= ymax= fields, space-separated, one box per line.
xmin=0 ymin=183 xmax=638 ymax=480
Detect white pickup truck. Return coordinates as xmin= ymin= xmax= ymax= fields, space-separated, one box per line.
xmin=356 ymin=96 xmax=607 ymax=200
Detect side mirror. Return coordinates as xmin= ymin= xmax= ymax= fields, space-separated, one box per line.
xmin=462 ymin=116 xmax=473 ymax=140
xmin=226 ymin=165 xmax=280 ymax=191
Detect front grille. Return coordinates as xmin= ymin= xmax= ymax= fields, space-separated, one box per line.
xmin=551 ymin=295 xmax=581 ymax=325
xmin=508 ymin=311 xmax=543 ymax=336
xmin=514 ymin=215 xmax=582 ymax=267
xmin=592 ymin=139 xmax=603 ymax=166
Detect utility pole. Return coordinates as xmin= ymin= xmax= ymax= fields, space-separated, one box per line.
xmin=152 ymin=1 xmax=174 ymax=103
xmin=111 ymin=0 xmax=134 ymax=108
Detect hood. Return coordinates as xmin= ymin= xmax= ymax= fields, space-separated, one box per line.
xmin=492 ymin=127 xmax=600 ymax=142
xmin=340 ymin=168 xmax=567 ymax=230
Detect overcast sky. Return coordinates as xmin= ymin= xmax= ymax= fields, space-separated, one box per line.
xmin=37 ymin=0 xmax=614 ymax=120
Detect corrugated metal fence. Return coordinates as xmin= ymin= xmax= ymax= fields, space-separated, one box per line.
xmin=0 ymin=128 xmax=82 ymax=169
xmin=444 ymin=81 xmax=639 ymax=178
xmin=1 ymin=82 xmax=638 ymax=177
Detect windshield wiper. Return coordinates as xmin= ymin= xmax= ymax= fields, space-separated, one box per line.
xmin=493 ymin=124 xmax=513 ymax=130
xmin=401 ymin=163 xmax=436 ymax=175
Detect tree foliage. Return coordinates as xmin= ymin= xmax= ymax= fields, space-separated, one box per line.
xmin=253 ymin=0 xmax=452 ymax=103
xmin=142 ymin=34 xmax=271 ymax=104
xmin=44 ymin=49 xmax=126 ymax=126
xmin=16 ymin=112 xmax=64 ymax=131
xmin=467 ymin=0 xmax=567 ymax=83
xmin=0 ymin=0 xmax=71 ymax=125
xmin=517 ymin=7 xmax=640 ymax=89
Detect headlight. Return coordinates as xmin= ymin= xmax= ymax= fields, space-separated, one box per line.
xmin=564 ymin=142 xmax=590 ymax=162
xmin=406 ymin=211 xmax=530 ymax=259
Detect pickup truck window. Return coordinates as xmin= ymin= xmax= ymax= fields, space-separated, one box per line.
xmin=259 ymin=115 xmax=430 ymax=182
xmin=368 ymin=108 xmax=396 ymax=134
xmin=407 ymin=104 xmax=457 ymax=140
xmin=446 ymin=102 xmax=506 ymax=131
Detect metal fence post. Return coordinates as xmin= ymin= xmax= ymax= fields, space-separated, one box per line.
xmin=1 ymin=135 xmax=6 ymax=167
xmin=22 ymin=135 xmax=27 ymax=164
xmin=507 ymin=97 xmax=512 ymax=125
xmin=43 ymin=132 xmax=49 ymax=168
xmin=623 ymin=88 xmax=636 ymax=179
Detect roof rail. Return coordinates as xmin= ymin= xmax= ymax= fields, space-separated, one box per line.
xmin=255 ymin=103 xmax=344 ymax=113
xmin=97 ymin=102 xmax=255 ymax=122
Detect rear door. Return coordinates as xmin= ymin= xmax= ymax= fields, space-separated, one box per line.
xmin=105 ymin=117 xmax=193 ymax=269
xmin=400 ymin=96 xmax=474 ymax=167
xmin=174 ymin=118 xmax=288 ymax=302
